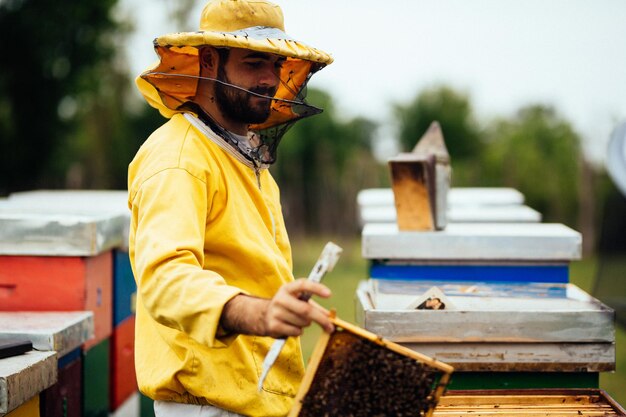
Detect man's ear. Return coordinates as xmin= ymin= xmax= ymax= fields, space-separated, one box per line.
xmin=199 ymin=47 xmax=219 ymax=77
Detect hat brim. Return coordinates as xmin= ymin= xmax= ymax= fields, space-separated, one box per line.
xmin=155 ymin=26 xmax=333 ymax=65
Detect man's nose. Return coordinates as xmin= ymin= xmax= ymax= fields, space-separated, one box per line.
xmin=258 ymin=66 xmax=279 ymax=88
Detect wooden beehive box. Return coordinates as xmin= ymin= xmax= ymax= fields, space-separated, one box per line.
xmin=358 ymin=204 xmax=542 ymax=227
xmin=433 ymin=389 xmax=626 ymax=416
xmin=289 ymin=316 xmax=454 ymax=417
xmin=357 ymin=187 xmax=526 ymax=209
xmin=362 ymin=222 xmax=582 ymax=262
xmin=356 ymin=281 xmax=615 ymax=372
xmin=6 ymin=190 xmax=130 ymax=251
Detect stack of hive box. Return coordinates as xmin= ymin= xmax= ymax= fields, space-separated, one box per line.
xmin=0 ymin=190 xmax=139 ymax=416
xmin=355 ymin=186 xmax=616 ymax=389
xmin=0 ymin=312 xmax=94 ymax=416
xmin=357 ymin=187 xmax=542 ymax=227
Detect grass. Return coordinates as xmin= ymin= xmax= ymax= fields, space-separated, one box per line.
xmin=290 ymin=236 xmax=626 ymax=405
xmin=290 ymin=235 xmax=366 ymax=361
xmin=571 ymin=256 xmax=626 ymax=405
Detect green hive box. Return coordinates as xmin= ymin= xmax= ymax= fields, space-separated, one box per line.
xmin=448 ymin=372 xmax=599 ymax=390
xmin=83 ymin=338 xmax=110 ymax=417
xmin=140 ymin=393 xmax=154 ymax=417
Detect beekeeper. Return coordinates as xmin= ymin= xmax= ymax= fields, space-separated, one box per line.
xmin=127 ymin=1 xmax=334 ymax=416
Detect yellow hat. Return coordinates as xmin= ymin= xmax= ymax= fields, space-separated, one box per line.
xmin=138 ymin=0 xmax=333 ymax=122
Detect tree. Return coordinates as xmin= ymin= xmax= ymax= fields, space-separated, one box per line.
xmin=481 ymin=105 xmax=582 ymax=227
xmin=271 ymin=88 xmax=381 ymax=236
xmin=0 ymin=0 xmax=123 ymax=194
xmin=394 ymin=85 xmax=482 ymax=160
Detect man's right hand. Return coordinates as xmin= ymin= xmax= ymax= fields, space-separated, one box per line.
xmin=220 ymin=279 xmax=333 ymax=338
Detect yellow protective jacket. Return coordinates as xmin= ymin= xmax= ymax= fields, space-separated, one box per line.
xmin=127 ymin=111 xmax=304 ymax=416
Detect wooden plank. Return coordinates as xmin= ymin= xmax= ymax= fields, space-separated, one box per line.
xmin=0 ymin=312 xmax=93 ymax=356
xmin=440 ymin=393 xmax=598 ymax=405
xmin=433 ymin=409 xmax=618 ymax=417
xmin=357 ymin=187 xmax=525 ymax=207
xmin=356 ymin=284 xmax=615 ymax=343
xmin=358 ymin=204 xmax=542 ymax=226
xmin=432 ymin=389 xmax=626 ymax=417
xmin=362 ymin=308 xmax=614 ymax=343
xmin=362 ymin=222 xmax=582 ymax=261
xmin=0 ymin=351 xmax=57 ymax=415
xmin=436 ymin=404 xmax=615 ymax=410
xmin=398 ymin=342 xmax=614 ymax=372
xmin=288 ymin=322 xmax=332 ymax=417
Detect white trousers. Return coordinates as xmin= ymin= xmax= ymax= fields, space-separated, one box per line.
xmin=154 ymin=400 xmax=246 ymax=417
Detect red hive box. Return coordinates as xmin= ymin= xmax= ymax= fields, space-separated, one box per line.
xmin=40 ymin=353 xmax=82 ymax=417
xmin=110 ymin=315 xmax=137 ymax=410
xmin=0 ymin=252 xmax=112 ymax=351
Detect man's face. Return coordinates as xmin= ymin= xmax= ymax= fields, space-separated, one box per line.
xmin=215 ymin=48 xmax=284 ymax=125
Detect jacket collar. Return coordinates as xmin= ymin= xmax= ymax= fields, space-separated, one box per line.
xmin=184 ymin=113 xmax=270 ymax=170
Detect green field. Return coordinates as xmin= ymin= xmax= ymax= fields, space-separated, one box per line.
xmin=291 ymin=236 xmax=625 ymax=404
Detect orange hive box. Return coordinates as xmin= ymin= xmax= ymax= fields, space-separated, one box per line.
xmin=0 ymin=253 xmax=112 ymax=351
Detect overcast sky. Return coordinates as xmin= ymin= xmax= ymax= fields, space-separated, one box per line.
xmin=123 ymin=0 xmax=626 ymax=165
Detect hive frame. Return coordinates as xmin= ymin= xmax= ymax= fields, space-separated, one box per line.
xmin=289 ymin=315 xmax=454 ymax=417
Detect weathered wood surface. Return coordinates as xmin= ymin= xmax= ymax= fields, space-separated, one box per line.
xmin=433 ymin=389 xmax=626 ymax=416
xmin=362 ymin=223 xmax=582 ymax=261
xmin=356 ymin=284 xmax=614 ymax=343
xmin=7 ymin=190 xmax=130 ymax=251
xmin=0 ymin=351 xmax=57 ymax=415
xmin=0 ymin=312 xmax=93 ymax=357
xmin=358 ymin=204 xmax=542 ymax=226
xmin=398 ymin=342 xmax=614 ymax=372
xmin=358 ymin=187 xmax=525 ymax=207
xmin=0 ymin=209 xmax=125 ymax=256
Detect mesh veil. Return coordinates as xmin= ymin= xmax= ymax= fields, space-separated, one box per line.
xmin=141 ymin=45 xmax=326 ymax=164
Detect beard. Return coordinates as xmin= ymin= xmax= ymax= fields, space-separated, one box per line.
xmin=214 ymin=65 xmax=277 ymax=125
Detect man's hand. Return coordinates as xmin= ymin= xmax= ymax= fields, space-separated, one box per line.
xmin=220 ymin=279 xmax=333 ymax=338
